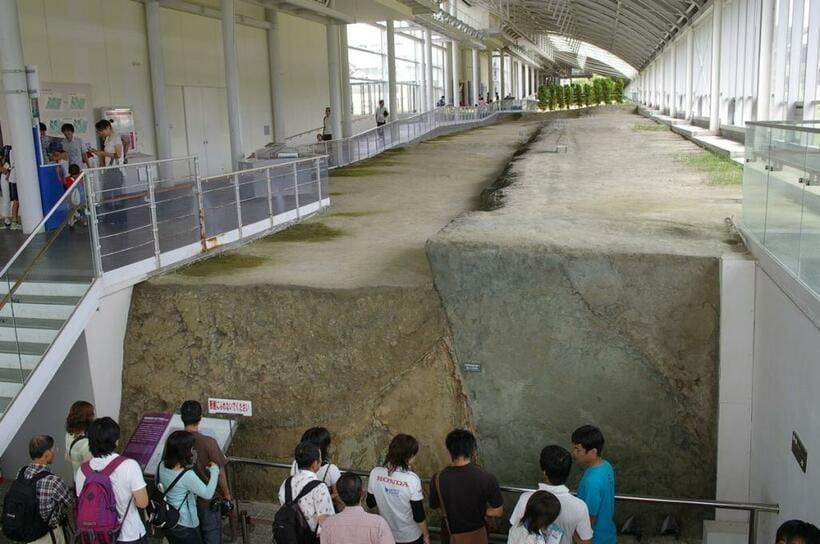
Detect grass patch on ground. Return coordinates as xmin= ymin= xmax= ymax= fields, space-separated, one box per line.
xmin=329 ymin=211 xmax=380 ymax=218
xmin=675 ymin=150 xmax=743 ymax=185
xmin=330 ymin=192 xmax=345 ymax=196
xmin=330 ymin=168 xmax=380 ymax=177
xmin=633 ymin=122 xmax=670 ymax=132
xmin=260 ymin=222 xmax=346 ymax=243
xmin=177 ymin=252 xmax=267 ymax=277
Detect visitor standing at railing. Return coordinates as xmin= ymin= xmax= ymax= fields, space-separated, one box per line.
xmin=322 ymin=108 xmax=333 ymax=141
xmin=180 ymin=401 xmax=233 ymax=544
xmin=65 ymin=401 xmax=95 ymax=473
xmin=429 ymin=429 xmax=504 ymax=544
xmin=776 ymin=520 xmax=820 ymax=544
xmin=75 ymin=417 xmax=149 ymax=544
xmin=571 ymin=426 xmax=615 ymax=544
xmin=1 ymin=155 xmax=21 ymax=230
xmin=91 ymin=120 xmax=125 ymax=215
xmin=366 ymin=434 xmax=430 ymax=544
xmin=277 ymin=441 xmax=336 ymax=538
xmin=290 ymin=427 xmax=342 ymax=497
xmin=320 ymin=473 xmax=395 ymax=544
xmin=3 ymin=435 xmax=72 ymax=544
xmin=509 ymin=446 xmax=592 ymax=544
xmin=157 ymin=431 xmax=221 ymax=544
xmin=60 ymin=123 xmax=90 ymax=171
xmin=507 ymin=491 xmax=562 ymax=544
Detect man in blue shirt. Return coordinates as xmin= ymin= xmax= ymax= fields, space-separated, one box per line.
xmin=571 ymin=425 xmax=616 ymax=544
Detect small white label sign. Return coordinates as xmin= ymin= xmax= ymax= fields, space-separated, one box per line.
xmin=208 ymin=398 xmax=253 ymax=417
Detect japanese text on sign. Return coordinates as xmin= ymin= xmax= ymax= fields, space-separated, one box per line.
xmin=208 ymin=398 xmax=253 ymax=416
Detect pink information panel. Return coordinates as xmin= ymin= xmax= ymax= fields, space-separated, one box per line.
xmin=122 ymin=412 xmax=173 ymax=467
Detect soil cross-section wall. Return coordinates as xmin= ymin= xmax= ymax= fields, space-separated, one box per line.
xmin=120 ymin=284 xmax=473 ymax=496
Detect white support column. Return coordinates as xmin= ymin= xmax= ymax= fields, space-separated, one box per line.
xmin=339 ymin=25 xmax=353 ymax=138
xmin=709 ymin=0 xmax=723 ymax=132
xmin=685 ymin=29 xmax=694 ymax=120
xmin=755 ymin=0 xmax=774 ymax=119
xmin=660 ymin=53 xmax=667 ymax=112
xmin=0 ymin=0 xmax=42 ymax=232
xmin=267 ymin=9 xmax=286 ymax=142
xmin=804 ymin=1 xmax=820 ymax=116
xmin=471 ymin=49 xmax=479 ymax=104
xmin=444 ymin=42 xmax=452 ymax=105
xmin=424 ymin=29 xmax=434 ymax=111
xmin=386 ymin=20 xmax=398 ymax=119
xmin=500 ymin=52 xmax=506 ymax=98
xmin=669 ymin=42 xmax=678 ymax=118
xmin=487 ymin=50 xmax=495 ymax=102
xmin=145 ymin=1 xmax=171 ymax=161
xmin=419 ymin=39 xmax=427 ymax=112
xmin=326 ymin=24 xmax=342 ymax=138
xmin=221 ymin=0 xmax=243 ymax=168
xmin=451 ymin=41 xmax=460 ymax=105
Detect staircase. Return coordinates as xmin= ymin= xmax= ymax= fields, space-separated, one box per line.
xmin=0 ymin=279 xmax=92 ymax=416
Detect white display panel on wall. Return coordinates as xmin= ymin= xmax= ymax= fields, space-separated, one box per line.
xmin=39 ymin=82 xmax=94 ymax=140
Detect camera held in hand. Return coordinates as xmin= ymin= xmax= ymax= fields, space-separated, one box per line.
xmin=210 ymin=498 xmax=234 ymax=515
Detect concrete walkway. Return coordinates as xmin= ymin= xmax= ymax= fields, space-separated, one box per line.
xmin=155 ymin=117 xmax=543 ymax=288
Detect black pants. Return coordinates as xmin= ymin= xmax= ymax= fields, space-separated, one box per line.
xmin=398 ymin=537 xmax=425 ymax=544
xmin=165 ymin=526 xmax=203 ymax=544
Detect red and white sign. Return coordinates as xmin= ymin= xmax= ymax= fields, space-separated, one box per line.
xmin=208 ymin=398 xmax=253 ymax=417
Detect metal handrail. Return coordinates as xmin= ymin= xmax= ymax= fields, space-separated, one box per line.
xmin=200 ymin=155 xmax=328 ymax=182
xmin=225 ymin=455 xmax=777 ymax=513
xmin=84 ymin=155 xmax=196 ymax=173
xmin=747 ymin=120 xmax=820 ymax=133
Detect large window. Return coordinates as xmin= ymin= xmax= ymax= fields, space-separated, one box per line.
xmin=346 ymin=23 xmax=444 ymax=115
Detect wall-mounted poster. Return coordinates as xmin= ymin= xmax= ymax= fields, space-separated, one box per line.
xmin=39 ymin=82 xmax=94 ymax=140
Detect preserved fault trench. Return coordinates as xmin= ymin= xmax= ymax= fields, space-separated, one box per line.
xmin=120 ymin=108 xmax=742 ymax=531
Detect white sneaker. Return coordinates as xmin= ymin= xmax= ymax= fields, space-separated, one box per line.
xmin=3 ymin=219 xmax=10 ymax=230
xmin=10 ymin=222 xmax=22 ymax=231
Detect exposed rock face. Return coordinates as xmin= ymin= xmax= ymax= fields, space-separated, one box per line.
xmin=120 ymin=284 xmax=473 ymax=497
xmin=426 ymin=242 xmax=718 ymax=498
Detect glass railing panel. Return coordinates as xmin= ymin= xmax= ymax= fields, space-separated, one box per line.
xmin=151 ymin=158 xmax=201 ymax=255
xmin=797 ymin=129 xmax=820 ymax=294
xmin=763 ymin=127 xmax=808 ymax=272
xmin=295 ymin=159 xmax=322 ymax=208
xmin=200 ymin=173 xmax=240 ymax=238
xmin=743 ymin=124 xmax=772 ymax=239
xmin=87 ymin=164 xmax=154 ymax=271
xmin=237 ymin=168 xmax=272 ymax=229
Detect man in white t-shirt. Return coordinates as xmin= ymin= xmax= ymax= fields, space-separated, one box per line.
xmin=509 ymin=445 xmax=593 ymax=544
xmin=74 ymin=417 xmax=148 ymax=544
xmin=278 ymin=441 xmax=335 ymax=533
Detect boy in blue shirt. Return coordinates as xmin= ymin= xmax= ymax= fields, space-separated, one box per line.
xmin=572 ymin=425 xmax=616 ymax=544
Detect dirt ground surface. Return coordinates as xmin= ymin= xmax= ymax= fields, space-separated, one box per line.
xmin=440 ymin=108 xmax=744 ymax=256
xmin=155 ymin=107 xmax=744 ymax=291
xmin=153 ymin=116 xmax=543 ymax=288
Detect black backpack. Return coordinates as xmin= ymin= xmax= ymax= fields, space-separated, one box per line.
xmin=2 ymin=468 xmax=55 ymax=542
xmin=145 ymin=465 xmax=191 ymax=530
xmin=272 ymin=478 xmax=323 ymax=544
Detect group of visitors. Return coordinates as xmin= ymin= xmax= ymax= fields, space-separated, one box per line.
xmin=3 ymin=400 xmax=230 ymax=544
xmin=319 ymin=101 xmax=391 ymax=143
xmin=7 ymin=405 xmax=819 ymax=544
xmin=276 ymin=425 xmax=613 ymax=544
xmin=0 ymin=119 xmax=126 ymax=231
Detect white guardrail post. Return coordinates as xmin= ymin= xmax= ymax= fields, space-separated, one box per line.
xmin=293 ymin=163 xmax=301 ymax=220
xmin=85 ymin=173 xmax=104 ymax=277
xmin=146 ymin=165 xmax=162 ymax=268
xmin=233 ymin=172 xmax=243 ymax=239
xmin=194 ymin=157 xmax=207 ymax=251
